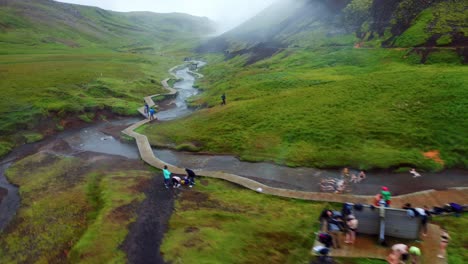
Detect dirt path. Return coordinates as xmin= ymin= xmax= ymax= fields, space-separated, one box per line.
xmin=123 ymin=174 xmax=175 ymax=264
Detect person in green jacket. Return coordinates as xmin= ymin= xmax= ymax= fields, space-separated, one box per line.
xmin=163 ymin=165 xmax=171 ymax=189
xmin=381 ymin=186 xmax=392 ymax=207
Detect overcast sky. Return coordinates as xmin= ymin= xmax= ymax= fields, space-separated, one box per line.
xmin=57 ymin=0 xmax=277 ymax=32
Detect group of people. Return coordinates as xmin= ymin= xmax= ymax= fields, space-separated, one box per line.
xmin=387 ymin=243 xmax=421 ymax=264
xmin=319 ymin=168 xmax=366 ymax=193
xmin=162 ymin=165 xmax=196 ymax=189
xmin=144 ymin=102 xmax=157 ymax=121
xmin=342 ymin=168 xmax=367 ymax=183
xmin=386 ymin=229 xmax=450 ymax=264
xmin=318 ymin=205 xmax=360 ymax=250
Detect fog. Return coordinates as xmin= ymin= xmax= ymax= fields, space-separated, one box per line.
xmin=57 ymin=0 xmax=278 ymax=33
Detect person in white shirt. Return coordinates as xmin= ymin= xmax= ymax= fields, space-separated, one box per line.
xmin=415 ymin=206 xmax=430 ymax=236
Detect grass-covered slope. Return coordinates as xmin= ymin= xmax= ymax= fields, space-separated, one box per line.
xmin=0 ymin=0 xmax=215 ymax=157
xmin=0 ymin=0 xmax=215 ymax=52
xmin=142 ymin=0 xmax=467 ymax=171
xmin=161 ymin=178 xmax=386 ymax=264
xmin=366 ymin=0 xmax=468 ymax=48
xmin=0 ymin=152 xmax=153 ymax=263
xmin=199 ymin=0 xmax=467 ymax=62
xmin=142 ymin=48 xmax=467 ymax=171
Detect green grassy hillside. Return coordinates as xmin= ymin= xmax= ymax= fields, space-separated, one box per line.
xmin=0 ymin=0 xmax=215 ymax=53
xmin=141 ymin=0 xmax=467 ymax=171
xmin=142 ymin=46 xmax=467 ymax=171
xmin=0 ymin=0 xmax=215 ymax=157
xmin=0 ymin=152 xmax=153 ymax=263
xmin=198 ymin=0 xmax=467 ymax=63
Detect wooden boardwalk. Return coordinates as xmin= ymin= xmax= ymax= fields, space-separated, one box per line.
xmin=123 ymin=62 xmax=467 ymax=263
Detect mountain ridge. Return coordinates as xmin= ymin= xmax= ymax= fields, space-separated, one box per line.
xmin=198 ymin=0 xmax=467 ymax=64
xmin=0 ymin=0 xmax=216 ymax=52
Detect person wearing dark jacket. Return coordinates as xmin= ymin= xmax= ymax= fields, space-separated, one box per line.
xmin=221 ymin=93 xmax=226 ymax=105
xmin=185 ymin=168 xmax=196 ymax=187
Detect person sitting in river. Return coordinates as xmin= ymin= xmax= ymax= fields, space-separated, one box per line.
xmin=320 ymin=179 xmax=337 ymax=192
xmin=342 ymin=167 xmax=350 ymax=179
xmin=358 ymin=170 xmax=366 ymax=181
xmin=350 ymin=173 xmax=359 ymax=183
xmin=410 ymin=168 xmax=421 ymax=178
xmin=335 ymin=179 xmax=345 ymax=193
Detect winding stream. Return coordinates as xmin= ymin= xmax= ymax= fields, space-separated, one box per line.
xmin=1 ymin=61 xmax=467 ymax=231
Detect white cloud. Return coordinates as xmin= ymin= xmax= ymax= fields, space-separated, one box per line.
xmin=56 ymin=0 xmax=278 ymax=32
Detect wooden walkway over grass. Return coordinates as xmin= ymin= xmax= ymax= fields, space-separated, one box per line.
xmin=122 ymin=63 xmax=467 ymax=263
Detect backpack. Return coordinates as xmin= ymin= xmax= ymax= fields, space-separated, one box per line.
xmin=318 ymin=233 xmax=331 ymax=244
xmin=342 ymin=203 xmax=352 ymax=216
xmin=354 ymin=203 xmax=363 ymax=211
xmin=450 ymin=203 xmax=463 ymax=213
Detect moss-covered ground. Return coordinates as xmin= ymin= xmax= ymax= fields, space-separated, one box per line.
xmin=161 ymin=178 xmax=386 ymax=264
xmin=142 ymin=47 xmax=467 ymax=171
xmin=0 ymin=152 xmax=153 ymax=263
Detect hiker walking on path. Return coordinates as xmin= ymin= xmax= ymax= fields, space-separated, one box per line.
xmin=381 ymin=186 xmax=392 ymax=207
xmin=144 ymin=102 xmax=149 ymax=117
xmin=163 ymin=165 xmax=171 ymax=189
xmin=221 ymin=93 xmax=226 ymax=105
xmin=149 ymin=107 xmax=156 ymax=121
xmin=185 ymin=168 xmax=196 ymax=187
xmin=438 ymin=228 xmax=450 ymax=259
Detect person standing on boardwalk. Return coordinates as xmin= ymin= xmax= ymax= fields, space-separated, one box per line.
xmin=221 ymin=93 xmax=226 ymax=105
xmin=163 ymin=165 xmax=171 ymax=189
xmin=414 ymin=206 xmax=430 ymax=236
xmin=144 ymin=102 xmax=149 ymax=117
xmin=185 ymin=168 xmax=196 ymax=187
xmin=381 ymin=186 xmax=392 ymax=207
xmin=149 ymin=107 xmax=156 ymax=121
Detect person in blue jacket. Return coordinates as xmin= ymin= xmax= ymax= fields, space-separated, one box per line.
xmin=163 ymin=165 xmax=171 ymax=189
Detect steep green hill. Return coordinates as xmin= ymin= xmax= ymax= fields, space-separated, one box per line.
xmin=0 ymin=0 xmax=215 ymax=157
xmin=143 ymin=0 xmax=468 ymax=171
xmin=198 ymin=0 xmax=467 ymax=64
xmin=0 ymin=0 xmax=215 ymax=53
